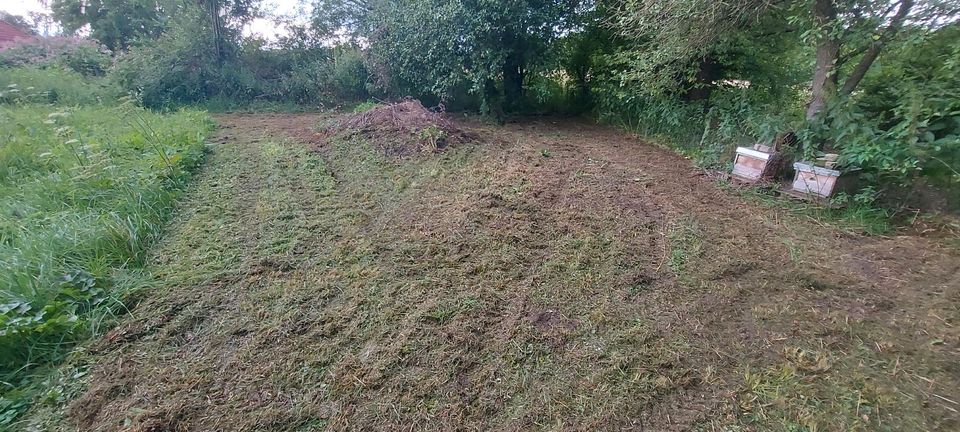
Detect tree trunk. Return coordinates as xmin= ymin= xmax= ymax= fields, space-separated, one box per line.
xmin=839 ymin=0 xmax=914 ymax=96
xmin=502 ymin=53 xmax=524 ymax=112
xmin=805 ymin=0 xmax=839 ymax=120
xmin=482 ymin=79 xmax=505 ymax=124
xmin=684 ymin=56 xmax=721 ymax=102
xmin=208 ymin=0 xmax=223 ymax=67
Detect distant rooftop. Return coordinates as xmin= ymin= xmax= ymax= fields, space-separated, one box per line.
xmin=0 ymin=19 xmax=34 ymax=48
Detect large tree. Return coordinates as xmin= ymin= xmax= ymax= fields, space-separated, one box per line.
xmin=607 ymin=0 xmax=960 ymax=121
xmin=50 ymin=0 xmax=258 ymax=53
xmin=312 ymin=0 xmax=586 ymax=114
xmin=50 ymin=0 xmax=168 ymax=50
xmin=802 ymin=0 xmax=959 ymax=119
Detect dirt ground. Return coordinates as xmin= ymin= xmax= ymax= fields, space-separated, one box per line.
xmin=25 ymin=112 xmax=960 ymax=431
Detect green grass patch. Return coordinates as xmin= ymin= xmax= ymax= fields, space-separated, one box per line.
xmin=0 ymin=67 xmax=121 ymax=106
xmin=351 ymin=101 xmax=383 ymax=113
xmin=724 ymin=181 xmax=893 ymax=236
xmin=740 ymin=344 xmax=932 ymax=431
xmin=0 ymin=102 xmax=213 ymax=426
xmin=667 ymin=218 xmax=704 ymax=276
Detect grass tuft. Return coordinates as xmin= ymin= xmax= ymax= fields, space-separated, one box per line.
xmin=0 ymin=93 xmax=213 ymax=426
xmin=667 ymin=218 xmax=704 ymax=276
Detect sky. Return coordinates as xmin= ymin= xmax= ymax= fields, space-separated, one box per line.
xmin=1 ymin=1 xmax=46 ymax=17
xmin=0 ymin=0 xmax=308 ymax=40
xmin=247 ymin=0 xmax=309 ymax=40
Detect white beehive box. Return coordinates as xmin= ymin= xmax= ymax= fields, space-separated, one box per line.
xmin=731 ymin=146 xmax=776 ymax=182
xmin=791 ymin=162 xmax=843 ymax=198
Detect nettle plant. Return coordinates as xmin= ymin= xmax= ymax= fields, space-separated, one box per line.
xmin=0 ymin=269 xmax=108 ymax=359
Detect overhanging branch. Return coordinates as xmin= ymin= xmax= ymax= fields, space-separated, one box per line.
xmin=839 ymin=0 xmax=914 ymax=96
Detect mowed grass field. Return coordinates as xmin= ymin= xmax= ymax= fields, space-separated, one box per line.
xmin=0 ymin=96 xmax=212 ymax=424
xmin=15 ymin=113 xmax=959 ymax=431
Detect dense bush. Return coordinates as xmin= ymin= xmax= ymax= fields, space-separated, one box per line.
xmin=0 ymin=67 xmax=121 ymax=106
xmin=843 ymin=28 xmax=960 ymax=202
xmin=111 ymin=18 xmax=370 ymax=109
xmin=0 ymin=38 xmax=112 ymax=76
xmin=269 ymin=44 xmax=370 ymax=105
xmin=111 ymin=16 xmax=231 ymax=108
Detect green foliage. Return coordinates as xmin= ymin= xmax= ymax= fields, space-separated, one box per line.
xmin=606 ymin=0 xmax=773 ymax=95
xmin=327 ymin=46 xmax=370 ymax=101
xmin=594 ymin=88 xmax=723 ymax=166
xmin=106 ymin=4 xmax=369 ymax=109
xmin=418 ymin=125 xmax=446 ymax=150
xmin=276 ymin=44 xmax=370 ymax=104
xmin=789 ymin=25 xmax=960 ymax=208
xmin=363 ymin=0 xmax=469 ymax=99
xmin=111 ymin=9 xmax=237 ymax=108
xmin=556 ymin=15 xmax=615 ymax=113
xmin=50 ymin=0 xmax=168 ymax=51
xmin=352 ymin=101 xmax=381 ymax=113
xmin=359 ymin=0 xmax=584 ymax=112
xmin=0 ymin=38 xmax=112 ymax=77
xmin=0 ymin=87 xmax=213 ymax=426
xmin=0 ymin=67 xmax=121 ymax=106
xmin=599 ymin=0 xmax=960 ymax=211
xmin=853 ymin=26 xmax=960 ymax=192
xmin=99 ymin=0 xmax=265 ymax=108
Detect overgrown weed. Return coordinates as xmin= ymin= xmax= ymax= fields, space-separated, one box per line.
xmin=0 ymin=98 xmax=213 ymax=426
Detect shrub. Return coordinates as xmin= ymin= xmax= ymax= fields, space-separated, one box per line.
xmin=0 ymin=67 xmax=121 ymax=106
xmin=328 ymin=46 xmax=370 ymax=101
xmin=0 ymin=38 xmax=112 ymax=77
xmin=111 ymin=33 xmax=215 ymax=109
xmin=109 ymin=11 xmax=247 ymax=109
xmin=109 ymin=15 xmax=371 ymax=110
xmin=276 ymin=45 xmax=370 ymax=105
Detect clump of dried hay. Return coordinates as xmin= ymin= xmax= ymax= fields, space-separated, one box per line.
xmin=326 ymin=100 xmax=469 ymax=157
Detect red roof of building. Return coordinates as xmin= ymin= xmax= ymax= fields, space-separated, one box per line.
xmin=0 ymin=20 xmax=33 ymax=47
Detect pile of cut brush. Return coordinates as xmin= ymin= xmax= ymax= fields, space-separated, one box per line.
xmin=326 ymin=100 xmax=470 ymax=157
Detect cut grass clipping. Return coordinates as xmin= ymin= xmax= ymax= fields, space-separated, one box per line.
xmin=0 ymin=100 xmax=213 ymax=426
xmin=667 ymin=218 xmax=703 ymax=276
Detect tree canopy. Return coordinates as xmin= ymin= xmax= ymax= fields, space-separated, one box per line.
xmin=311 ymin=0 xmax=586 ymax=115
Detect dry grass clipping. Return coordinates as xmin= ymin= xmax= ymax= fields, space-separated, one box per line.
xmin=327 ymin=100 xmax=471 ymax=157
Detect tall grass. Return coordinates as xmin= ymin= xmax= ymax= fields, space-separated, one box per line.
xmin=0 ymin=67 xmax=120 ymax=106
xmin=0 ymin=71 xmax=213 ymax=425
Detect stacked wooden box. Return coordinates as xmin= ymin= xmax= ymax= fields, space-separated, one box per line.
xmin=731 ymin=145 xmax=777 ymax=182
